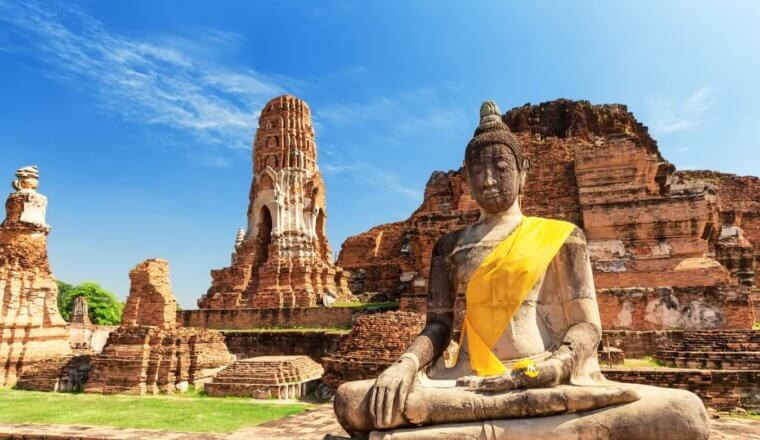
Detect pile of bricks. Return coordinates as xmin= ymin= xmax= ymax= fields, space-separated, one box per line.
xmin=205 ymin=355 xmax=323 ymax=399
xmin=321 ymin=311 xmax=424 ymax=387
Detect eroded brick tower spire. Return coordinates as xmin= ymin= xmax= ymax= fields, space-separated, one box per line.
xmin=200 ymin=95 xmax=351 ymax=308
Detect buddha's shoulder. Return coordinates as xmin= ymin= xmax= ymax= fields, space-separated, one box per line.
xmin=530 ymin=216 xmax=586 ymax=245
xmin=432 ymin=227 xmax=467 ymax=256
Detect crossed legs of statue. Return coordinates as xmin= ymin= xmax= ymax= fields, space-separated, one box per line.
xmin=335 ymin=378 xmax=709 ymax=440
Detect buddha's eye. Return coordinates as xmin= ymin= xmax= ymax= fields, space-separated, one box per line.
xmin=496 ymin=160 xmax=509 ymax=170
xmin=470 ymin=165 xmax=483 ymax=174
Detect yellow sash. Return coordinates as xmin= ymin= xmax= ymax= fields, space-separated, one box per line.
xmin=459 ymin=216 xmax=576 ymax=376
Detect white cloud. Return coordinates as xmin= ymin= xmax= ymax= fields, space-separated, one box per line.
xmin=315 ymin=86 xmax=468 ymax=200
xmin=322 ymin=160 xmax=422 ymax=200
xmin=647 ymin=86 xmax=715 ymax=135
xmin=0 ymin=0 xmax=288 ymax=150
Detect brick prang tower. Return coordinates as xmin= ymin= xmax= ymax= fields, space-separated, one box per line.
xmin=200 ymin=95 xmax=351 ymax=309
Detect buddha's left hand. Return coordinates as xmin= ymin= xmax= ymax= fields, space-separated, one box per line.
xmin=456 ymin=360 xmax=559 ymax=392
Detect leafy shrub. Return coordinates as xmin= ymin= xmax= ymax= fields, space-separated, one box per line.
xmin=57 ymin=281 xmax=123 ymax=325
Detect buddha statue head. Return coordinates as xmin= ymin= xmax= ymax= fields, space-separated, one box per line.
xmin=464 ymin=101 xmax=529 ymax=214
xmin=12 ymin=166 xmax=40 ymax=193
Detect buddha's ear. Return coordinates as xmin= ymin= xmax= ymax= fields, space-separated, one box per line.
xmin=520 ymin=158 xmax=530 ymax=187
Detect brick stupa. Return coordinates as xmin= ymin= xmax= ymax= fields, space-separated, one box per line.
xmin=86 ymin=259 xmax=232 ymax=395
xmin=0 ymin=166 xmax=71 ymax=387
xmin=199 ymin=95 xmax=351 ymax=309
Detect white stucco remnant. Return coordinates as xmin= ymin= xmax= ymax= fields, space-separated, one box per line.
xmin=588 ymin=240 xmax=628 ymax=272
xmin=400 ymin=271 xmax=417 ymax=282
xmin=644 ymin=293 xmax=725 ymax=329
xmin=615 ymin=301 xmax=634 ymax=327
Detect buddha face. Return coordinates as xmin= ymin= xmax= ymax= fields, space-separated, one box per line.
xmin=464 ymin=143 xmax=525 ymax=214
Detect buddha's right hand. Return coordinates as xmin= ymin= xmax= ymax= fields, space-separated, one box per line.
xmin=369 ymin=356 xmax=417 ymax=429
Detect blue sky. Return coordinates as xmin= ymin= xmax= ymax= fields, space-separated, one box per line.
xmin=1 ymin=0 xmax=758 ymax=307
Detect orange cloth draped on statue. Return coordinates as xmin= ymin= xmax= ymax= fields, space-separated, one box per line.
xmin=458 ymin=216 xmax=576 ymax=376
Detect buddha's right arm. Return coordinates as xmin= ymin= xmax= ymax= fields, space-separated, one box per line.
xmin=400 ymin=233 xmax=457 ymax=370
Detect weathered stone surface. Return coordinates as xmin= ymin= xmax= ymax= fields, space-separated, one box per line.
xmin=337 ymin=99 xmax=757 ymax=330
xmin=205 ymin=355 xmax=323 ymax=399
xmin=321 ymin=311 xmax=424 ymax=387
xmin=0 ymin=166 xmax=71 ymax=387
xmin=200 ymin=95 xmax=351 ymax=309
xmin=85 ymin=259 xmax=232 ymax=395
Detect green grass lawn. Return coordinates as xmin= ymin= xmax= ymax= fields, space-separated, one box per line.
xmin=332 ymin=300 xmax=399 ymax=311
xmin=621 ymin=356 xmax=667 ymax=369
xmin=0 ymin=388 xmax=312 ymax=433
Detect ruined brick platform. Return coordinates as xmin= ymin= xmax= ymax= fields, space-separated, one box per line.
xmin=205 ymin=355 xmax=323 ymax=399
xmin=15 ymin=355 xmax=90 ymax=392
xmin=85 ymin=259 xmax=232 ymax=395
xmin=604 ymin=367 xmax=760 ymax=411
xmin=321 ymin=311 xmax=424 ymax=387
xmin=655 ymin=330 xmax=760 ymax=369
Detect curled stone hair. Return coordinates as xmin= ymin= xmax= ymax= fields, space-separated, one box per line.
xmin=465 ymin=101 xmax=525 ymax=171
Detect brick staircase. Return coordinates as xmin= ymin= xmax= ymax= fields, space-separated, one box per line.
xmin=205 ymin=356 xmax=323 ymax=399
xmin=655 ymin=330 xmax=760 ymax=369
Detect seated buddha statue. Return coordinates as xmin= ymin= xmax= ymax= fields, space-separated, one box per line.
xmin=333 ymin=101 xmax=709 ymax=440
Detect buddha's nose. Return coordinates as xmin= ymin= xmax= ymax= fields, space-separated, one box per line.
xmin=484 ymin=170 xmax=497 ymax=188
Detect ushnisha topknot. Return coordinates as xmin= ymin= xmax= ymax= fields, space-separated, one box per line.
xmin=466 ymin=100 xmax=525 ymax=170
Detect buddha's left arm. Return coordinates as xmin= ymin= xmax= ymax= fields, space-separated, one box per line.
xmin=532 ymin=227 xmax=602 ymax=387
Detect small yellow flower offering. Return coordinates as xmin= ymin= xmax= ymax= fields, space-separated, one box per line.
xmin=511 ymin=359 xmax=540 ymax=378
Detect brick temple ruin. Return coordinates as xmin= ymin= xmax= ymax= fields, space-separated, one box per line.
xmin=199 ymin=94 xmax=352 ymax=309
xmin=0 ymin=166 xmax=71 ymax=387
xmin=337 ymin=99 xmax=758 ymax=331
xmin=85 ymin=259 xmax=232 ymax=395
xmin=206 ymin=355 xmax=324 ymax=399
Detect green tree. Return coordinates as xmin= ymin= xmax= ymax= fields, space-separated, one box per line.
xmin=56 ymin=280 xmax=123 ymax=325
